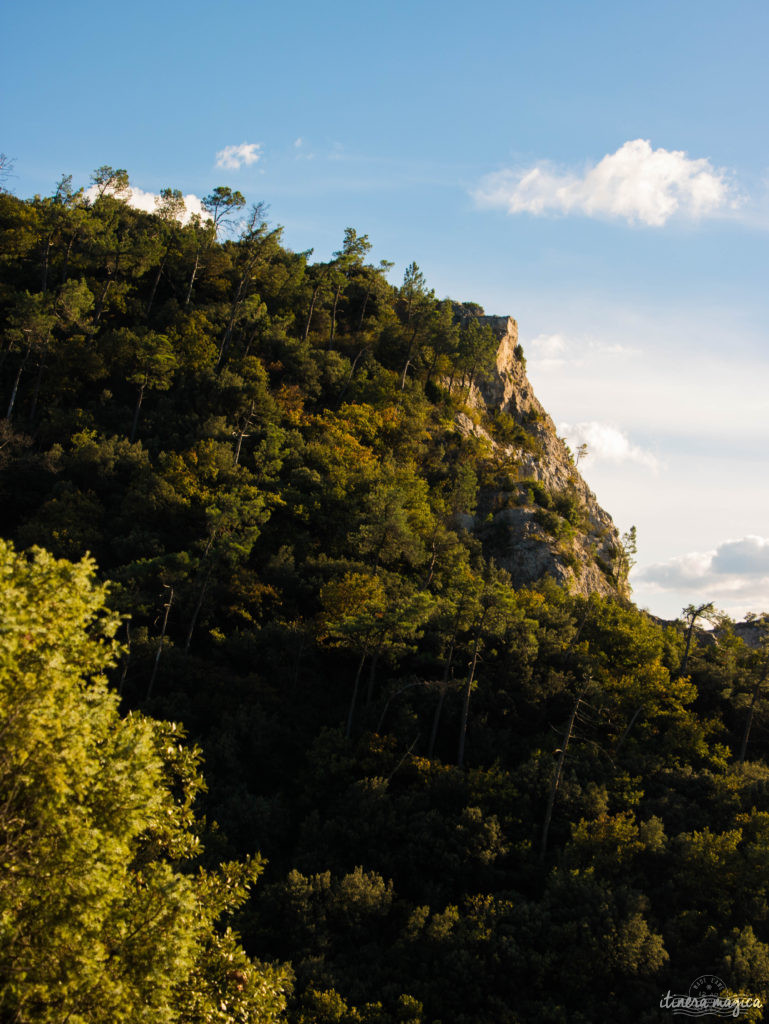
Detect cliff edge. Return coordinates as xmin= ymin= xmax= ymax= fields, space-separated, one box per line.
xmin=456 ymin=315 xmax=626 ymax=599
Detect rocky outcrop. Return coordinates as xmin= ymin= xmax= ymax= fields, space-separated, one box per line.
xmin=475 ymin=317 xmax=541 ymax=417
xmin=454 ymin=316 xmax=625 ymax=598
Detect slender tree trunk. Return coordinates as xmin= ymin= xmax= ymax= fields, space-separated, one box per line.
xmin=234 ymin=399 xmax=255 ymax=466
xmin=678 ymin=605 xmax=715 ymax=677
xmin=680 ymin=623 xmax=697 ymax=677
xmin=6 ymin=365 xmax=24 ymax=422
xmin=130 ymin=383 xmax=145 ymax=443
xmin=539 ymin=690 xmax=582 ymax=863
xmin=428 ymin=601 xmax=465 ymax=758
xmin=357 ymin=287 xmax=371 ymax=332
xmin=147 ymin=587 xmax=174 ymax=700
xmin=377 ymin=681 xmax=421 ymax=733
xmin=466 ymin=354 xmax=480 ymax=393
xmin=5 ymin=341 xmax=32 ymax=421
xmin=28 ymin=352 xmax=48 ymax=426
xmin=242 ymin=326 xmax=259 ymax=361
xmin=61 ymin=231 xmax=78 ymax=284
xmin=146 ymin=256 xmax=167 ymax=317
xmin=739 ymin=663 xmax=769 ymax=766
xmin=329 ymin=283 xmax=341 ymax=348
xmin=185 ymin=249 xmax=201 ymax=307
xmin=458 ymin=631 xmax=484 ymax=768
xmin=218 ymin=274 xmax=249 ymax=364
xmin=423 ymin=538 xmax=439 ymax=589
xmin=336 ymin=346 xmax=368 ymax=408
xmin=184 ymin=574 xmax=209 ymax=654
xmin=614 ymin=704 xmax=644 ymax=756
xmin=94 ymin=275 xmax=112 ymax=324
xmin=95 ymin=246 xmax=122 ymax=323
xmin=387 ymin=735 xmax=420 ymax=782
xmin=303 ymin=284 xmax=321 ymax=341
xmin=219 ymin=317 xmax=236 ymax=365
xmin=345 ymin=651 xmax=367 ymax=739
xmin=428 ymin=637 xmax=457 ymax=758
xmin=400 ymin=327 xmax=420 ymax=390
xmin=424 ymin=351 xmax=440 ymax=389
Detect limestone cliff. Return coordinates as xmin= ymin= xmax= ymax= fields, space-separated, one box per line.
xmin=455 ymin=315 xmax=626 ymax=598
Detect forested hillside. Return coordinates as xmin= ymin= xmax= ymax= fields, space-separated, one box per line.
xmin=2 ymin=169 xmax=769 ymax=1023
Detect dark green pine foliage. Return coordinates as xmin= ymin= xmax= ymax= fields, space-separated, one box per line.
xmin=1 ymin=174 xmax=769 ymax=1023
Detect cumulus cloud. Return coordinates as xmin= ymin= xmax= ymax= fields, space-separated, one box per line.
xmin=711 ymin=537 xmax=769 ymax=577
xmin=84 ymin=184 xmax=208 ymax=224
xmin=559 ymin=420 xmax=659 ymax=471
xmin=215 ymin=142 xmax=261 ymax=170
xmin=474 ymin=139 xmax=738 ymax=226
xmin=636 ymin=536 xmax=769 ymax=615
xmin=637 ymin=550 xmax=719 ymax=589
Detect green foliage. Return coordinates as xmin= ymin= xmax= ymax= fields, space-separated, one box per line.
xmin=0 ymin=175 xmax=767 ymax=1023
xmin=0 ymin=539 xmax=290 ymax=1023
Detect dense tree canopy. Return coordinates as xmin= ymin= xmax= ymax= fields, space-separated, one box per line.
xmin=1 ymin=173 xmax=768 ymax=1022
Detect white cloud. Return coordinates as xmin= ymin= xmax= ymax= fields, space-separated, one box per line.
xmin=529 ymin=332 xmax=569 ymax=361
xmin=474 ymin=139 xmax=738 ymax=226
xmin=84 ymin=184 xmax=208 ymax=225
xmin=637 ymin=549 xmax=719 ymax=589
xmin=636 ymin=535 xmax=769 ymax=617
xmin=711 ymin=536 xmax=769 ymax=576
xmin=527 ymin=331 xmax=639 ymax=371
xmin=215 ymin=142 xmax=262 ymax=170
xmin=114 ymin=185 xmax=158 ymax=214
xmin=559 ymin=420 xmax=659 ymax=471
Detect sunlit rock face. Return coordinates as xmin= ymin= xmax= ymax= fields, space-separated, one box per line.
xmin=456 ymin=314 xmax=626 ymax=599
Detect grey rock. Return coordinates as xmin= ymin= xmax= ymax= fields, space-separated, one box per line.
xmin=455 ymin=315 xmax=625 ymax=599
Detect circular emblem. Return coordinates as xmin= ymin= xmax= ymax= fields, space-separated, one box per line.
xmin=689 ymin=975 xmax=726 ymax=998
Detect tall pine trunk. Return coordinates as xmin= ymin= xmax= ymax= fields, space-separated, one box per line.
xmin=346 ymin=651 xmax=368 ymax=740
xmin=303 ymin=284 xmax=321 ymax=341
xmin=146 ymin=255 xmax=167 ymax=317
xmin=739 ymin=662 xmax=769 ymax=765
xmin=6 ymin=340 xmax=32 ymax=421
xmin=457 ymin=631 xmax=484 ymax=767
xmin=329 ymin=283 xmax=341 ymax=348
xmin=130 ymin=383 xmax=145 ymax=443
xmin=147 ymin=587 xmax=174 ymax=700
xmin=185 ymin=249 xmax=201 ymax=307
xmin=234 ymin=399 xmax=255 ymax=466
xmin=184 ymin=574 xmax=209 ymax=654
xmin=540 ymin=687 xmax=583 ymax=862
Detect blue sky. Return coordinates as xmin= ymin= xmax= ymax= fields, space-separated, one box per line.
xmin=5 ymin=0 xmax=769 ymax=619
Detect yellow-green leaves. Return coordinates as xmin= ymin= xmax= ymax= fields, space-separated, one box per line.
xmin=0 ymin=540 xmax=290 ymax=1023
